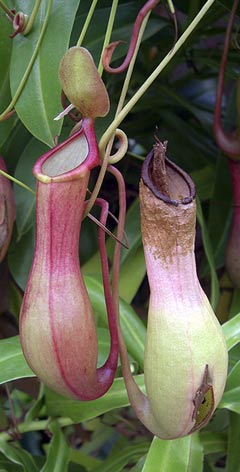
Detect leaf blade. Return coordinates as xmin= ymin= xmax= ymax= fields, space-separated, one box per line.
xmin=10 ymin=0 xmax=80 ymax=147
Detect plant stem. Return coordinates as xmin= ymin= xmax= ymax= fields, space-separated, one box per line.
xmin=99 ymin=0 xmax=217 ymax=154
xmin=0 ymin=170 xmax=35 ymax=195
xmin=24 ymin=0 xmax=42 ymax=35
xmin=0 ymin=418 xmax=73 ymax=442
xmin=167 ymin=0 xmax=175 ymax=15
xmin=95 ymin=198 xmax=119 ymax=371
xmin=84 ymin=137 xmax=113 ymax=218
xmin=98 ymin=0 xmax=119 ymax=76
xmin=85 ymin=8 xmax=150 ymax=216
xmin=114 ymin=10 xmax=151 ymax=123
xmin=109 ymin=165 xmax=126 ymax=306
xmin=0 ymin=0 xmax=53 ymax=121
xmin=0 ymin=0 xmax=14 ymax=19
xmin=103 ymin=0 xmax=160 ymax=74
xmin=76 ymin=0 xmax=99 ymax=47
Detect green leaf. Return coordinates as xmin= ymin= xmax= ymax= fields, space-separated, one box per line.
xmin=82 ymin=198 xmax=146 ymax=303
xmin=46 ymin=374 xmax=145 ymax=422
xmin=226 ymin=412 xmax=240 ymax=472
xmin=8 ymin=225 xmax=35 ymax=291
xmin=130 ymin=456 xmax=147 ymax=472
xmin=142 ymin=434 xmax=203 ymax=472
xmin=229 ymin=290 xmax=240 ymax=318
xmin=219 ymin=360 xmax=240 ymax=413
xmin=224 ymin=360 xmax=240 ymax=395
xmin=190 ymin=166 xmax=215 ymax=201
xmin=10 ymin=0 xmax=80 ymax=147
xmin=96 ymin=327 xmax=120 ymax=367
xmin=219 ymin=390 xmax=240 ymax=414
xmin=0 ymin=441 xmax=38 ymax=472
xmin=9 ymin=281 xmax=22 ymax=320
xmin=0 ymin=458 xmax=23 ymax=471
xmin=14 ymin=138 xmax=48 ymax=238
xmin=200 ymin=432 xmax=227 ymax=455
xmin=107 ymin=199 xmax=142 ymax=266
xmin=0 ymin=73 xmax=14 ymax=148
xmin=25 ymin=384 xmax=45 ymax=423
xmin=0 ymin=13 xmax=14 ymax=147
xmin=0 ymin=336 xmax=35 ymax=385
xmin=0 ymin=15 xmax=12 ymax=92
xmin=85 ymin=275 xmax=146 ymax=369
xmin=93 ymin=442 xmax=150 ymax=472
xmin=187 ymin=433 xmax=204 ymax=471
xmin=196 ymin=196 xmax=219 ymax=309
xmin=68 ymin=449 xmax=101 ymax=470
xmin=41 ymin=421 xmax=69 ymax=472
xmin=118 ymin=245 xmax=146 ymax=303
xmin=207 ymin=156 xmax=232 ymax=272
xmin=1 ymin=119 xmax=31 ymax=174
xmin=222 ymin=313 xmax=240 ymax=351
xmin=0 ymin=401 xmax=8 ymax=430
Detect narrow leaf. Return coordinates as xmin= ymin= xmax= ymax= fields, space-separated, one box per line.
xmin=226 ymin=411 xmax=240 ymax=472
xmin=85 ymin=275 xmax=146 ymax=369
xmin=219 ymin=360 xmax=240 ymax=413
xmin=46 ymin=374 xmax=145 ymax=422
xmin=142 ymin=434 xmax=203 ymax=472
xmin=118 ymin=245 xmax=146 ymax=303
xmin=200 ymin=432 xmax=227 ymax=455
xmin=13 ymin=138 xmax=48 ymax=238
xmin=0 ymin=13 xmax=14 ymax=146
xmin=207 ymin=156 xmax=232 ymax=271
xmin=41 ymin=421 xmax=69 ymax=472
xmin=222 ymin=313 xmax=240 ymax=351
xmin=196 ymin=196 xmax=219 ymax=309
xmin=0 ymin=336 xmax=35 ymax=385
xmin=93 ymin=442 xmax=150 ymax=472
xmin=0 ymin=441 xmax=38 ymax=472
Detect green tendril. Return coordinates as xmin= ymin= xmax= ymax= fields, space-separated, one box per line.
xmin=98 ymin=0 xmax=119 ymax=76
xmin=23 ymin=0 xmax=42 ymax=35
xmin=76 ymin=0 xmax=99 ymax=47
xmin=99 ymin=0 xmax=217 ymax=155
xmin=0 ymin=0 xmax=14 ymax=19
xmin=0 ymin=170 xmax=35 ymax=195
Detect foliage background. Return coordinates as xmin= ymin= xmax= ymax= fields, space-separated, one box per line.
xmin=0 ymin=0 xmax=240 ymax=470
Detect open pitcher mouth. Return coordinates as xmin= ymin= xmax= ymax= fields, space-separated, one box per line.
xmin=33 ymin=118 xmax=99 ymax=183
xmin=141 ymin=142 xmax=196 ymax=206
xmin=42 ymin=132 xmax=89 ymax=177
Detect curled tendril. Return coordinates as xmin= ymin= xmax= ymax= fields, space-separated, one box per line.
xmin=8 ymin=0 xmax=41 ymax=38
xmin=10 ymin=11 xmax=28 ymax=38
xmin=108 ymin=129 xmax=128 ymax=164
xmin=102 ymin=0 xmax=160 ymax=74
xmin=214 ymin=0 xmax=240 ymax=159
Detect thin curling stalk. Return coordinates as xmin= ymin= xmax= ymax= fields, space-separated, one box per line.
xmin=118 ymin=141 xmax=228 ymax=439
xmin=102 ymin=0 xmax=160 ymax=74
xmin=20 ymin=118 xmax=118 ymax=400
